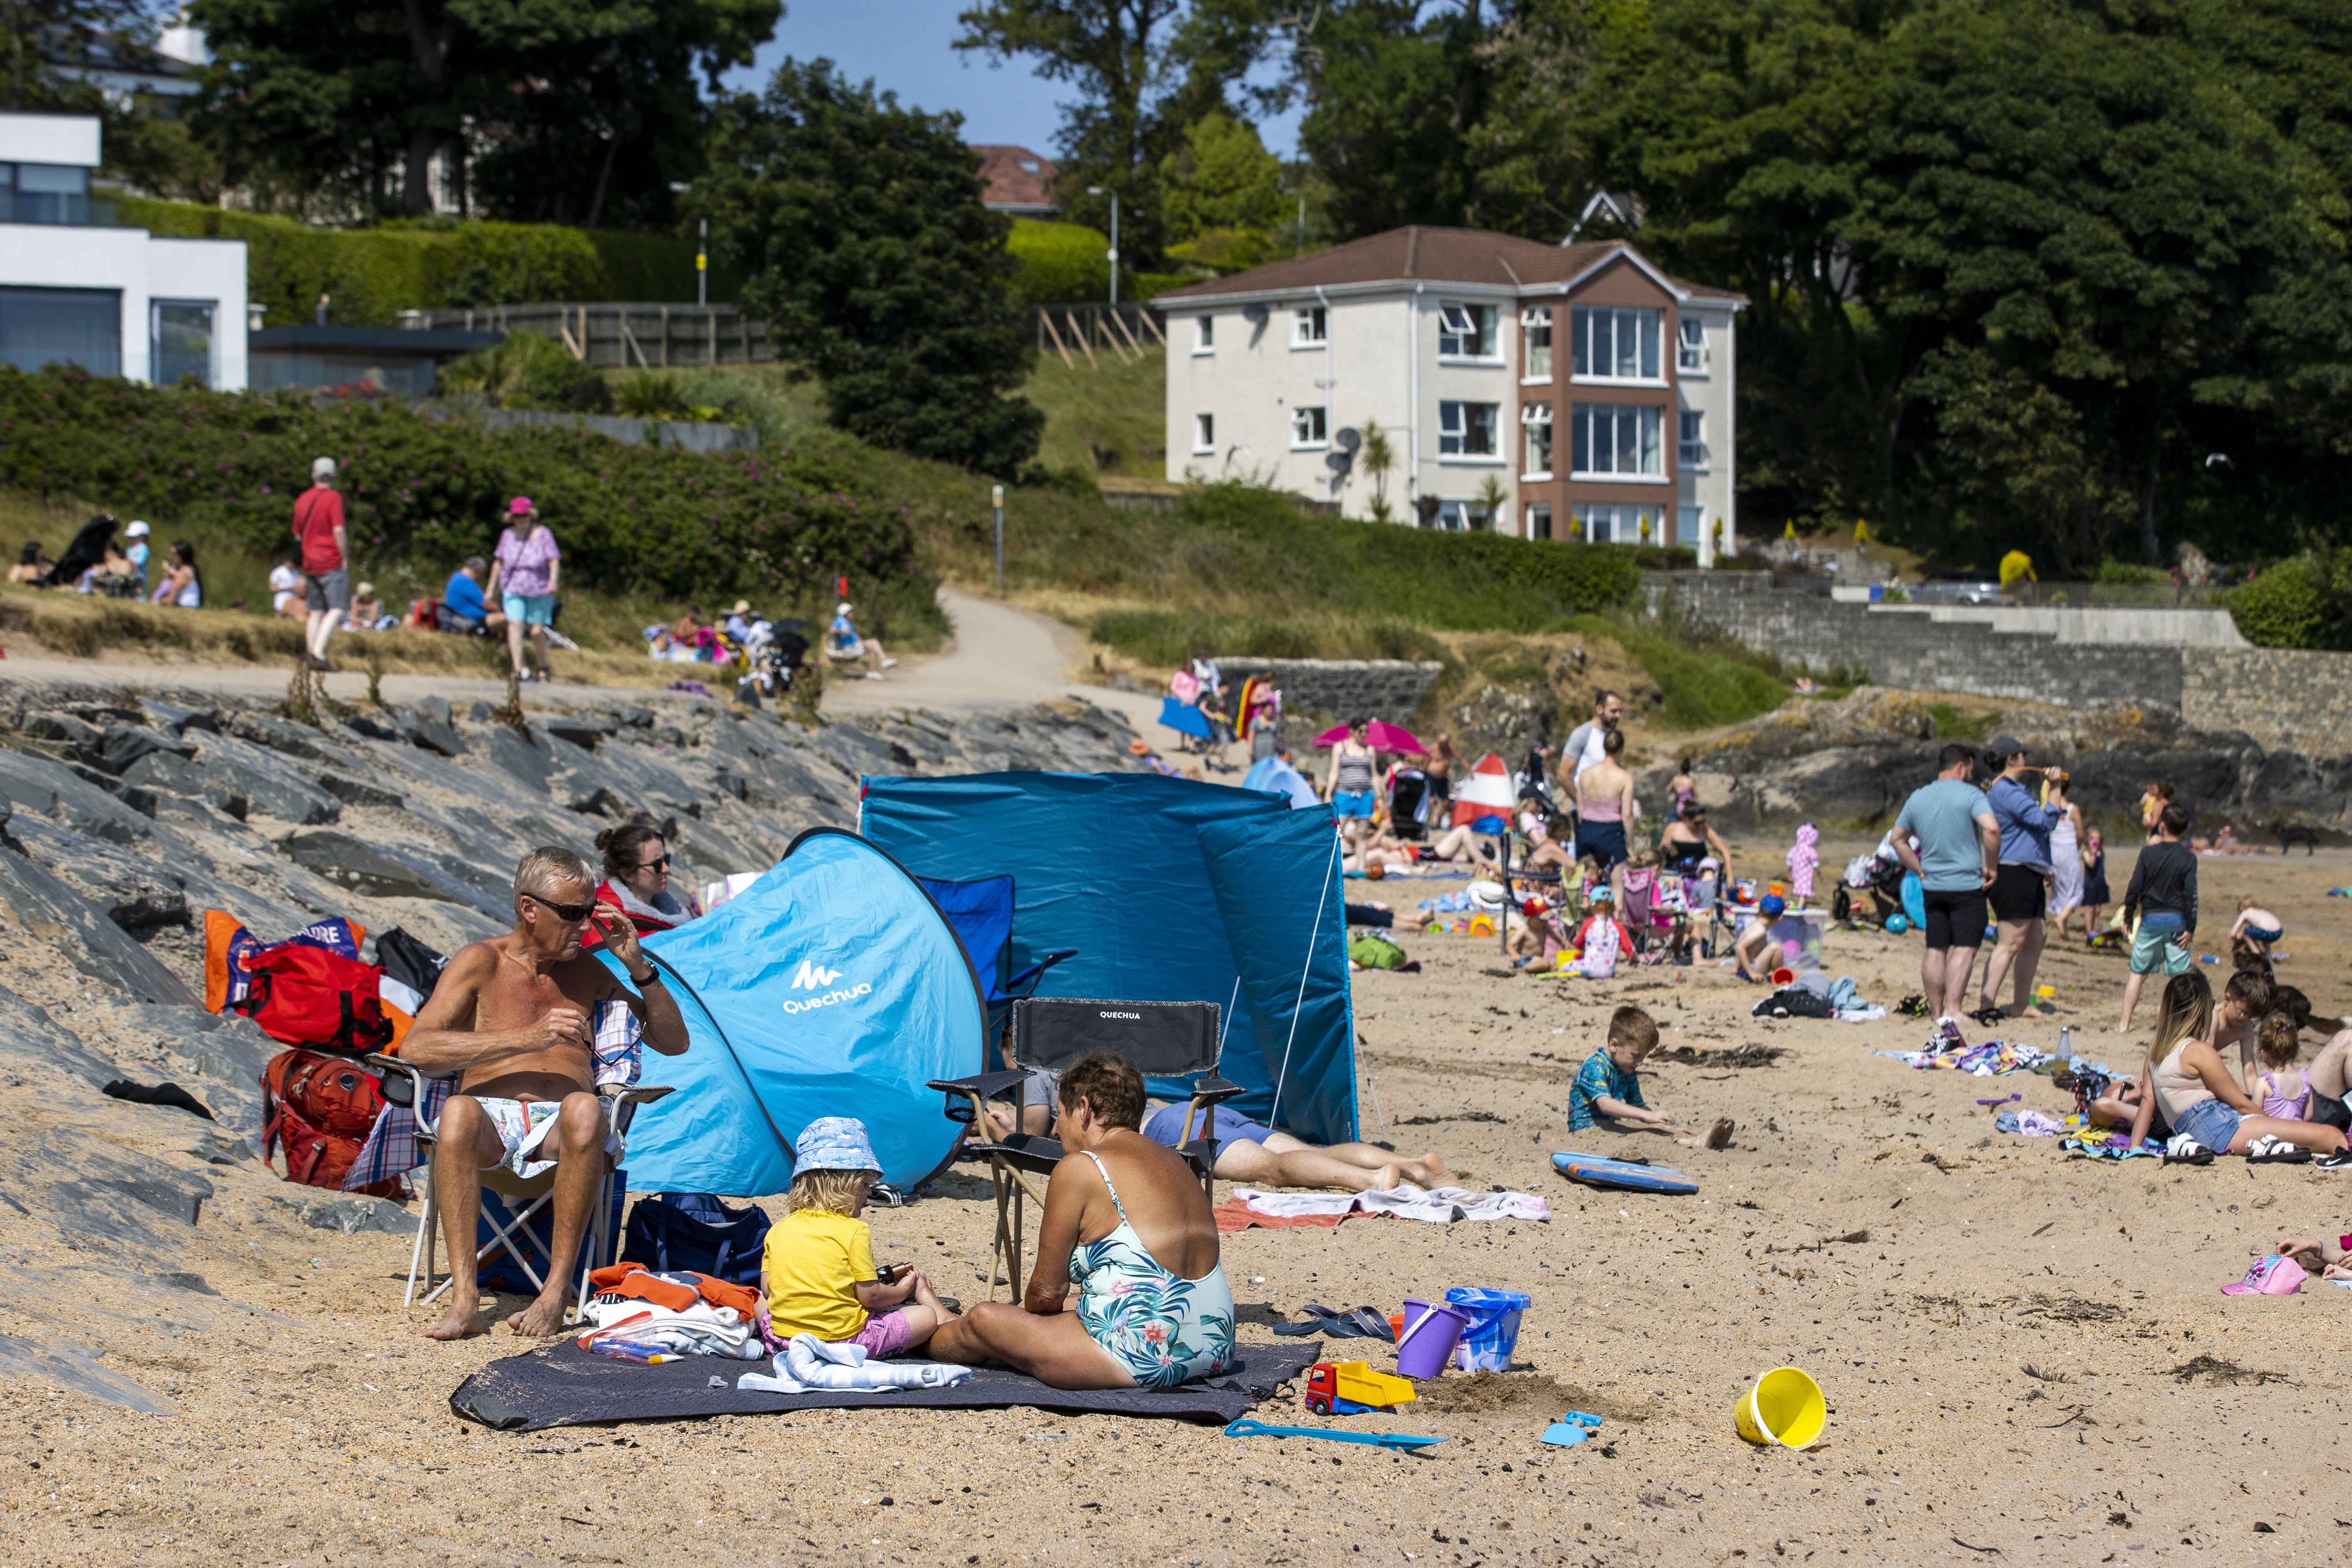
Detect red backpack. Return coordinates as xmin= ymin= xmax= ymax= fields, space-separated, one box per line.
xmin=238 ymin=946 xmax=392 ymax=1053
xmin=261 ymin=1049 xmax=402 ymax=1197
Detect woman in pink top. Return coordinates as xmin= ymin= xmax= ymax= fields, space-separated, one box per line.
xmin=1572 ymin=729 xmax=1636 ymax=869
xmin=484 ymin=496 xmax=561 ymax=683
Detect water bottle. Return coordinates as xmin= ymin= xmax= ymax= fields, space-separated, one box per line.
xmin=2058 ymin=1024 xmax=2073 ymax=1068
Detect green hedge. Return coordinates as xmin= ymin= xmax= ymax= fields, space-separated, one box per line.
xmin=2223 ymin=555 xmax=2350 ymax=649
xmin=115 ymin=198 xmax=740 ymax=326
xmin=0 ymin=366 xmax=914 ymax=600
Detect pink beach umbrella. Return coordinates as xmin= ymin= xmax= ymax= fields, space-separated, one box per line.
xmin=1310 ymin=720 xmax=1428 ymax=754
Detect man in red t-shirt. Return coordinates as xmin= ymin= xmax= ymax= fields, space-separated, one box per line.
xmin=292 ymin=455 xmax=349 ymax=669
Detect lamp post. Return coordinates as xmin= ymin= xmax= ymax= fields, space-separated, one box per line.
xmin=1087 ymin=185 xmax=1119 ymax=306
xmin=992 ymin=484 xmax=1005 ymax=595
xmin=697 ymin=218 xmax=707 ymax=308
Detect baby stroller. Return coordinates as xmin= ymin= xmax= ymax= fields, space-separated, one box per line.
xmin=1832 ymin=852 xmax=1910 ymax=929
xmin=1388 ymin=769 xmax=1433 ymax=840
xmin=735 ymin=617 xmax=810 ymax=706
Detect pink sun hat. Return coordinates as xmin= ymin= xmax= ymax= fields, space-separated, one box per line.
xmin=509 ymin=495 xmax=535 ymax=516
xmin=2222 ymin=1254 xmax=2308 ymax=1296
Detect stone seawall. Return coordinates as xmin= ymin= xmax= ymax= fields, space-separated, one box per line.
xmin=2180 ymin=648 xmax=2352 ymax=752
xmin=1208 ymin=657 xmax=1445 ymax=722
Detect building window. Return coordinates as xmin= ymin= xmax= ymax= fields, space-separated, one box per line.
xmin=1520 ymin=401 xmax=1553 ymax=478
xmin=1193 ymin=412 xmax=1214 ymax=453
xmin=1291 ymin=404 xmax=1328 ymax=447
xmin=1435 ymin=500 xmax=1492 ymax=532
xmin=1678 ymin=315 xmax=1707 ymax=373
xmin=1522 ymin=306 xmax=1552 ymax=381
xmin=1678 ymin=408 xmax=1707 ymax=468
xmin=1438 ymin=400 xmax=1497 ymax=457
xmin=1528 ymin=502 xmax=1553 ymax=541
xmin=1571 ymin=305 xmax=1662 ymax=381
xmin=151 ymin=299 xmax=215 ymax=388
xmin=0 ymin=163 xmax=96 ymax=226
xmin=0 ymin=286 xmax=120 ymax=377
xmin=1571 ymin=403 xmax=1664 ymax=477
xmin=1679 ymin=506 xmax=1703 ymax=542
xmin=1194 ymin=315 xmax=1214 ymax=353
xmin=1575 ymin=503 xmax=1669 ymax=545
xmin=1294 ymin=306 xmax=1327 ymax=345
xmin=1437 ymin=302 xmax=1496 ymax=358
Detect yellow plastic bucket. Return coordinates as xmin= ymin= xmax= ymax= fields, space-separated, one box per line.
xmin=1734 ymin=1366 xmax=1826 ymax=1449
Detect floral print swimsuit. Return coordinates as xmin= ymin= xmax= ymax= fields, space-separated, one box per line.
xmin=1070 ymin=1150 xmax=1237 ymax=1390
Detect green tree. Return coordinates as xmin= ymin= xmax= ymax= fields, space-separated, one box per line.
xmin=699 ymin=60 xmax=1044 ymax=477
xmin=1159 ymin=109 xmax=1282 ymax=241
xmin=190 ymin=0 xmax=778 ymax=222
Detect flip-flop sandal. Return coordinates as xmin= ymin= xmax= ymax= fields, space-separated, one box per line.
xmin=2162 ymin=1134 xmax=2215 ymax=1166
xmin=2249 ymin=1137 xmax=2313 ymax=1164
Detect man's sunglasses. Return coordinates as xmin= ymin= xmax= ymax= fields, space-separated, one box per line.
xmin=636 ymin=854 xmax=671 ymax=871
xmin=524 ymin=892 xmax=596 ymax=923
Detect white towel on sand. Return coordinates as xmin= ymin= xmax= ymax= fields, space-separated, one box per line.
xmin=1236 ymin=1184 xmax=1550 ymax=1224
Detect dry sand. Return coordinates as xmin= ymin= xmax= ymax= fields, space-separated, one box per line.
xmin=3 ymin=834 xmax=2349 ymax=1566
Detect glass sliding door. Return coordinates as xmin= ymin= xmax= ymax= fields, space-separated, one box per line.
xmin=0 ymin=288 xmax=120 ymax=376
xmin=151 ymin=299 xmax=216 ymax=387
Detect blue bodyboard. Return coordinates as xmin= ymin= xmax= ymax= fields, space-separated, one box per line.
xmin=1551 ymin=1150 xmax=1699 ymax=1195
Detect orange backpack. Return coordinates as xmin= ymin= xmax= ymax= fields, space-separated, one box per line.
xmin=261 ymin=1049 xmax=402 ymax=1198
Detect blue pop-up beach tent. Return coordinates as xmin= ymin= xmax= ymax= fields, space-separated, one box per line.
xmin=617 ymin=828 xmax=988 ymax=1195
xmin=859 ymin=772 xmax=1358 ymax=1145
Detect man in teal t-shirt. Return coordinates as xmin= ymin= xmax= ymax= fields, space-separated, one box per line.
xmin=1891 ymin=743 xmax=1998 ymax=1021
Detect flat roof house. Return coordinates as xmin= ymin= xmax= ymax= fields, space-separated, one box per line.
xmin=0 ymin=112 xmax=246 ymax=389
xmin=1158 ymin=226 xmax=1744 ymax=560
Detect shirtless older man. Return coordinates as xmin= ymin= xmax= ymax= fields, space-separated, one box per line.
xmin=405 ymin=846 xmax=689 ymax=1339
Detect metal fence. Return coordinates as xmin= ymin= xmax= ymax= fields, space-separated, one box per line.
xmin=406 ymin=304 xmax=771 ymax=370
xmin=1028 ymin=303 xmax=1166 ymax=367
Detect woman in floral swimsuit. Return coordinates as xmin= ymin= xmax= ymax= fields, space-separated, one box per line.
xmin=930 ymin=1056 xmax=1236 ymax=1390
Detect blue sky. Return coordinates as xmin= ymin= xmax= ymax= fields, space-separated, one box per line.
xmin=729 ymin=0 xmax=1304 ymax=159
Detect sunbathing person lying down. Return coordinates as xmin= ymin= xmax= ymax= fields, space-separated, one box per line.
xmin=1141 ymin=1100 xmax=1454 ymax=1191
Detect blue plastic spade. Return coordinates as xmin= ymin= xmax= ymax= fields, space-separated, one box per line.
xmin=1222 ymin=1419 xmax=1444 ymax=1451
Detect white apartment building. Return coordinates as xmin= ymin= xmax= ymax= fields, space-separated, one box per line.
xmin=1161 ymin=226 xmax=1743 ymax=558
xmin=0 ymin=112 xmax=248 ymax=389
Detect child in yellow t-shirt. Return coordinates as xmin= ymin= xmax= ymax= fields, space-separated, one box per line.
xmin=760 ymin=1117 xmax=954 ymax=1357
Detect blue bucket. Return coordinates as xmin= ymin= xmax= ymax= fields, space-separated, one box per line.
xmin=1444 ymin=1287 xmax=1531 ymax=1372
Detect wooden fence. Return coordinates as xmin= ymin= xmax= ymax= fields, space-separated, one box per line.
xmin=1027 ymin=303 xmax=1166 ymax=368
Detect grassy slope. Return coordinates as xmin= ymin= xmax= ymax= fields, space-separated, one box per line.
xmin=0 ymin=355 xmax=1787 ymax=728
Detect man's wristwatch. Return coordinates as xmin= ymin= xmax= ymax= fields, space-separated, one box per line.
xmin=630 ymin=967 xmax=661 ymax=986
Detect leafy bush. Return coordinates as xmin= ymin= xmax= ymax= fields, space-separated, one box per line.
xmin=1558 ymin=613 xmax=1789 ymax=730
xmin=1009 ymin=219 xmax=1110 ymax=305
xmin=2223 ymin=555 xmax=2344 ymax=648
xmin=0 ymin=366 xmax=917 ymax=601
xmin=1090 ymin=608 xmax=1444 ymax=665
xmin=441 ymin=332 xmax=612 ymax=412
xmin=2094 ymin=558 xmax=2169 ymax=585
xmin=113 ymin=198 xmax=736 ymax=326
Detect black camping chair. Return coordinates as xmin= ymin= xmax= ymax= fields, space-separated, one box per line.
xmin=927 ymin=997 xmax=1240 ymax=1301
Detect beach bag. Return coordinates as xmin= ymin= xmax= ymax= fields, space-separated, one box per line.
xmin=1348 ymin=932 xmax=1409 ymax=970
xmin=204 ymin=910 xmax=367 ymax=1014
xmin=620 ymin=1193 xmax=771 ymax=1288
xmin=239 ymin=945 xmax=392 ymax=1052
xmin=261 ymin=1048 xmax=401 ymax=1197
xmin=1754 ymin=986 xmax=1836 ymax=1020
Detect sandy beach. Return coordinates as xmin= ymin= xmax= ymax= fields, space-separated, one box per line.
xmin=1 ymin=834 xmax=2346 ymax=1566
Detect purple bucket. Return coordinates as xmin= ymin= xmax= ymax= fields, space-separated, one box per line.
xmin=1395 ymin=1298 xmax=1471 ymax=1380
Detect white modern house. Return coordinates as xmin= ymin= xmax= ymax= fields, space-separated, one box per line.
xmin=0 ymin=112 xmax=247 ymax=389
xmin=1160 ymin=226 xmax=1744 ymax=558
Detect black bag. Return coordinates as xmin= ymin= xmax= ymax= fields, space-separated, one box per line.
xmin=620 ymin=1192 xmax=771 ymax=1287
xmin=2310 ymin=1088 xmax=2352 ymax=1132
xmin=1753 ymin=986 xmax=1836 ymax=1020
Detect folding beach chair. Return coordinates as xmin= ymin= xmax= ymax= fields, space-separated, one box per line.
xmin=366 ymin=1043 xmax=673 ymax=1321
xmin=915 ymin=874 xmax=1077 ymax=1044
xmin=927 ymin=997 xmax=1239 ymax=1301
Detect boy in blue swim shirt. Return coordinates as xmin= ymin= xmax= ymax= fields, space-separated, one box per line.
xmin=1569 ymin=1005 xmax=1735 ymax=1149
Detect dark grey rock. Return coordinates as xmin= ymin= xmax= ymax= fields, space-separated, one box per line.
xmin=345 ymin=710 xmax=403 ymax=742
xmin=0 ymin=980 xmax=130 ymax=1090
xmin=545 ymin=713 xmax=616 ymax=750
xmin=192 ymin=731 xmax=340 ymax=826
xmin=0 ymin=853 xmax=196 ymax=1004
xmin=420 ymin=695 xmax=453 ymax=727
xmin=292 ymin=1194 xmax=417 ymax=1236
xmin=0 ymin=746 xmax=152 ymax=842
xmin=53 ymin=1167 xmax=213 ymax=1229
xmin=224 ymin=710 xmax=333 ymax=762
xmin=121 ymin=748 xmax=249 ymax=820
xmin=22 ymin=712 xmax=98 ymax=748
xmin=140 ymin=699 xmax=220 ymax=736
xmin=276 ymin=830 xmax=509 ymax=917
xmin=488 ymin=725 xmax=556 ymax=792
xmin=8 ymin=816 xmax=189 ymax=928
xmin=0 ymin=1336 xmax=172 ymax=1413
xmin=616 ymin=706 xmax=654 ymax=729
xmin=401 ymin=712 xmax=468 ymax=757
xmin=318 ymin=771 xmax=404 ymax=810
xmin=468 ymin=700 xmax=494 ymax=722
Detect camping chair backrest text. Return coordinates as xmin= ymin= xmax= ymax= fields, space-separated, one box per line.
xmin=927 ymin=997 xmax=1239 ymax=1302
